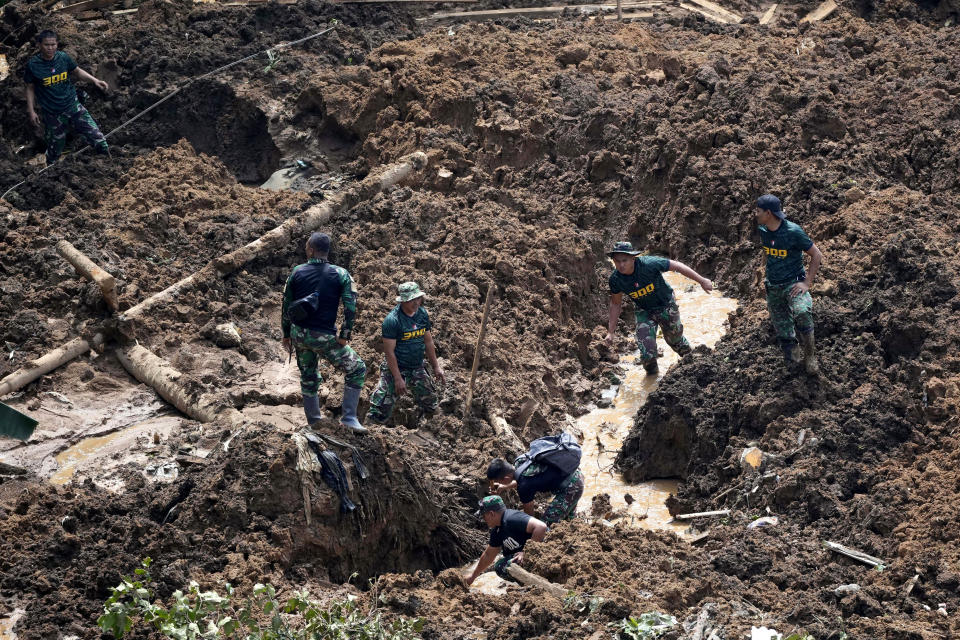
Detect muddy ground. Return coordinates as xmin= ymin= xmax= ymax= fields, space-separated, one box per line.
xmin=1 ymin=0 xmax=960 ymax=638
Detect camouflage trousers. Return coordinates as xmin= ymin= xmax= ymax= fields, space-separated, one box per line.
xmin=542 ymin=469 xmax=585 ymax=525
xmin=765 ymin=280 xmax=814 ymax=352
xmin=635 ymin=298 xmax=691 ymax=364
xmin=366 ymin=363 xmax=438 ymax=423
xmin=42 ymin=101 xmax=107 ymax=164
xmin=494 ymin=554 xmax=521 ymax=582
xmin=291 ymin=325 xmax=366 ymax=397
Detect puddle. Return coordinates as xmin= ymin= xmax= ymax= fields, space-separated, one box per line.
xmin=0 ymin=608 xmax=24 ymax=640
xmin=49 ymin=414 xmax=180 ymax=486
xmin=575 ymin=272 xmax=738 ymax=533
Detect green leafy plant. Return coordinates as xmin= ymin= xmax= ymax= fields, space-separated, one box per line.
xmin=612 ymin=611 xmax=677 ymax=639
xmin=98 ymin=558 xmax=423 ymax=640
xmin=563 ymin=593 xmax=604 ymax=620
xmin=263 ymin=49 xmax=282 ymax=73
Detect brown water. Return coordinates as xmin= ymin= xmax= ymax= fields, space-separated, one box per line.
xmin=0 ymin=609 xmax=24 ymax=640
xmin=575 ymin=272 xmax=738 ymax=532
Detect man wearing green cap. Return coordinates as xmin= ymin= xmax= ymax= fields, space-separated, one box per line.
xmin=755 ymin=194 xmax=823 ymax=374
xmin=366 ymin=282 xmax=446 ymax=424
xmin=465 ymin=496 xmax=548 ymax=586
xmin=605 ymin=242 xmax=713 ymax=374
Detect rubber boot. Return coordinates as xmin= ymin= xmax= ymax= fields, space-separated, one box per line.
xmin=780 ymin=340 xmax=802 ymax=364
xmin=643 ymin=359 xmax=658 ymax=375
xmin=799 ymin=331 xmax=819 ymax=375
xmin=303 ymin=394 xmax=323 ymax=426
xmin=340 ymin=385 xmax=368 ymax=434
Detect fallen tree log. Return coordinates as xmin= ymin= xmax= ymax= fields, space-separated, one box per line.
xmin=56 ymin=240 xmax=119 ymax=310
xmin=115 ymin=343 xmax=243 ymax=425
xmin=0 ymin=336 xmax=96 ymax=398
xmin=505 ymin=564 xmax=569 ymax=598
xmin=488 ymin=411 xmax=526 ymax=455
xmin=121 ymin=152 xmax=427 ymax=324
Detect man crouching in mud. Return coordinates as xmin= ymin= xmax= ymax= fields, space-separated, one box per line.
xmin=604 ymin=242 xmax=713 ymax=374
xmin=755 ymin=194 xmax=823 ymax=375
xmin=465 ymin=496 xmax=548 ymax=586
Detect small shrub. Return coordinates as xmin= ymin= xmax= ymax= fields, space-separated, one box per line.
xmin=612 ymin=611 xmax=677 ymax=639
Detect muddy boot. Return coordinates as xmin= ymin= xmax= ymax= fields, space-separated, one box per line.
xmin=340 ymin=385 xmax=367 ymax=434
xmin=303 ymin=395 xmax=323 ymax=426
xmin=643 ymin=359 xmax=658 ymax=375
xmin=799 ymin=331 xmax=819 ymax=375
xmin=780 ymin=340 xmax=802 ymax=364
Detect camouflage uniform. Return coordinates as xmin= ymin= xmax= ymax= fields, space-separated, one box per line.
xmin=366 ymin=363 xmax=438 ymax=423
xmin=541 ymin=469 xmax=585 ymax=525
xmin=634 ymin=299 xmax=692 ymax=365
xmin=765 ymin=280 xmax=814 ymax=349
xmin=43 ymin=100 xmax=107 ymax=164
xmin=291 ymin=325 xmax=366 ymax=397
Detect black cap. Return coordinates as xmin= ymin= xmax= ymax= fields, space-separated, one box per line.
xmin=756 ymin=194 xmax=785 ymax=220
xmin=308 ymin=232 xmax=331 ymax=254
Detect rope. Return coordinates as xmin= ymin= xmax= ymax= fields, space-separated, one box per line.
xmin=1 ymin=25 xmax=337 ymax=203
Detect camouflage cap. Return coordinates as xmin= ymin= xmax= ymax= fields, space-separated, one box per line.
xmin=395 ymin=281 xmax=427 ymax=303
xmin=476 ymin=495 xmax=506 ymax=516
xmin=606 ymin=241 xmax=642 ymax=258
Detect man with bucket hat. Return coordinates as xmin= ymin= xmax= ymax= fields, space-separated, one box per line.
xmin=366 ymin=281 xmax=446 ymax=424
xmin=755 ymin=194 xmax=823 ymax=374
xmin=465 ymin=495 xmax=548 ymax=586
xmin=605 ymin=242 xmax=713 ymax=374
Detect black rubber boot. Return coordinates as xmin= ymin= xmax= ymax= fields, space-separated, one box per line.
xmin=643 ymin=360 xmax=659 ymax=375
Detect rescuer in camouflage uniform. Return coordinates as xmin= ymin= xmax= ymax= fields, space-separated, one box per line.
xmin=755 ymin=194 xmax=824 ymax=375
xmin=281 ymin=233 xmax=367 ymax=433
xmin=366 ymin=282 xmax=445 ymax=424
xmin=604 ymin=242 xmax=713 ymax=374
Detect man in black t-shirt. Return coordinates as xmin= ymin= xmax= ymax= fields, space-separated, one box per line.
xmin=465 ymin=496 xmax=548 ymax=585
xmin=486 ymin=456 xmax=584 ymax=525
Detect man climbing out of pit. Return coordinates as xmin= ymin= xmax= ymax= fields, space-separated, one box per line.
xmin=604 ymin=242 xmax=713 ymax=374
xmin=281 ymin=232 xmax=367 ymax=433
xmin=755 ymin=194 xmax=823 ymax=375
xmin=366 ymin=281 xmax=445 ymax=425
xmin=465 ymin=496 xmax=548 ymax=586
xmin=486 ymin=433 xmax=584 ymax=526
xmin=23 ymin=30 xmax=110 ymax=165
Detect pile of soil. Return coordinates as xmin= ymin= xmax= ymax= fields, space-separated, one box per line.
xmin=1 ymin=1 xmax=959 ymax=639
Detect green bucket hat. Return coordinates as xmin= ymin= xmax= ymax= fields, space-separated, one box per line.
xmin=475 ymin=495 xmax=506 ymax=517
xmin=396 ymin=281 xmax=427 ymax=303
xmin=606 ymin=241 xmax=642 ymax=258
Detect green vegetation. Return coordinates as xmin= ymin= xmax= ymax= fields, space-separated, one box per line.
xmin=98 ymin=558 xmax=423 ymax=640
xmin=612 ymin=611 xmax=677 ymax=639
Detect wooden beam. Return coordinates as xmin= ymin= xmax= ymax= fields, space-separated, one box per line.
xmin=678 ymin=2 xmax=728 ymax=22
xmin=505 ymin=564 xmax=569 ymax=599
xmin=426 ymin=2 xmax=661 ymax=20
xmin=56 ymin=240 xmax=119 ymax=311
xmin=335 ymin=0 xmax=477 ymax=3
xmin=758 ymin=3 xmax=778 ymax=24
xmin=800 ymin=0 xmax=837 ymax=22
xmin=680 ymin=0 xmax=741 ymax=22
xmin=673 ymin=509 xmax=730 ymax=520
xmin=55 ymin=0 xmax=118 ymax=13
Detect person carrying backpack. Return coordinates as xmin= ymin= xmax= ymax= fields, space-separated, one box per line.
xmin=486 ymin=433 xmax=585 ymax=525
xmin=281 ymin=233 xmax=367 ymax=433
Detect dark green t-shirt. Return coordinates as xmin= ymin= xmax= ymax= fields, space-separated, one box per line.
xmin=608 ymin=256 xmax=673 ymax=312
xmin=23 ymin=51 xmax=78 ymax=114
xmin=758 ymin=220 xmax=813 ymax=284
xmin=382 ymin=304 xmax=431 ymax=370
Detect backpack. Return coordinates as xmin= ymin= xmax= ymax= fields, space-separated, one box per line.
xmin=514 ymin=432 xmax=582 ymax=478
xmin=286 ymin=291 xmax=319 ymax=325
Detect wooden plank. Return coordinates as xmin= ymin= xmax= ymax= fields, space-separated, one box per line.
xmin=674 ymin=509 xmax=730 ymax=520
xmin=679 ymin=2 xmax=729 ymax=23
xmin=56 ymin=0 xmax=119 ymax=14
xmin=824 ymin=541 xmax=885 ymax=569
xmin=800 ymin=0 xmax=837 ymax=22
xmin=336 ymin=0 xmax=477 ymax=3
xmin=685 ymin=0 xmax=741 ymax=22
xmin=505 ymin=564 xmax=569 ymax=599
xmin=426 ymin=1 xmax=660 ymax=19
xmin=758 ymin=3 xmax=777 ymax=24
xmin=598 ymin=10 xmax=654 ymax=19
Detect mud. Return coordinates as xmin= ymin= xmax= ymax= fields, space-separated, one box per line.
xmin=1 ymin=0 xmax=960 ymax=639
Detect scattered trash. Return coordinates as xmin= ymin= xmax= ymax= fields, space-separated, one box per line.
xmin=61 ymin=515 xmax=78 ymax=533
xmin=750 ymin=626 xmax=782 ymax=640
xmin=937 ymin=603 xmax=948 ymax=617
xmin=42 ymin=391 xmax=74 ymax=405
xmin=747 ymin=516 xmax=779 ymax=529
xmin=740 ymin=447 xmax=763 ymax=470
xmin=834 ymin=583 xmax=860 ymax=597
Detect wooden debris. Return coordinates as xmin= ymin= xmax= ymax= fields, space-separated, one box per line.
xmin=758 ymin=3 xmax=778 ymax=24
xmin=505 ymin=564 xmax=569 ymax=599
xmin=56 ymin=240 xmax=119 ymax=311
xmin=336 ymin=0 xmax=477 ymax=3
xmin=0 ymin=336 xmax=96 ymax=398
xmin=683 ymin=0 xmax=741 ymax=23
xmin=674 ymin=509 xmax=730 ymax=520
xmin=800 ymin=0 xmax=837 ymax=23
xmin=56 ymin=0 xmax=122 ymax=14
xmin=175 ymin=454 xmax=209 ymax=466
xmin=824 ymin=541 xmax=885 ymax=569
xmin=488 ymin=411 xmax=525 ymax=454
xmin=464 ymin=285 xmax=494 ymax=418
xmin=426 ymin=2 xmax=661 ymax=20
xmin=903 ymin=573 xmax=921 ymax=597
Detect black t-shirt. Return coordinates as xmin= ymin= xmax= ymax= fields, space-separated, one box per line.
xmin=488 ymin=509 xmax=532 ymax=555
xmin=516 ymin=463 xmax=568 ymax=504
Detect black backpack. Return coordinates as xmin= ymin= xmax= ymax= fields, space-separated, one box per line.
xmin=514 ymin=432 xmax=582 ymax=477
xmin=287 ymin=291 xmax=320 ymax=325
